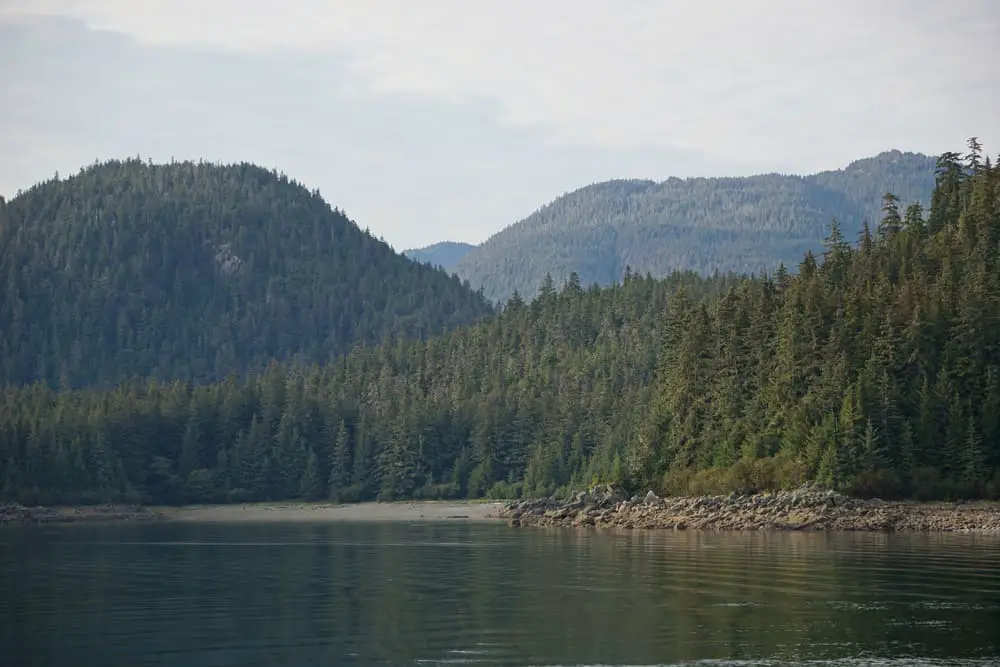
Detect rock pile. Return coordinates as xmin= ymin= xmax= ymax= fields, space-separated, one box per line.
xmin=496 ymin=484 xmax=1000 ymax=532
xmin=0 ymin=503 xmax=164 ymax=525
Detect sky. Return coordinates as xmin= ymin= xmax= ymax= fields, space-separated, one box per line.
xmin=1 ymin=1 xmax=997 ymax=250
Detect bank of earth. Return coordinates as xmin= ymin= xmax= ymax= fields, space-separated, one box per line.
xmin=497 ymin=485 xmax=1000 ymax=533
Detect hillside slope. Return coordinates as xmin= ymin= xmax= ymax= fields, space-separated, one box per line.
xmin=2 ymin=143 xmax=997 ymax=506
xmin=403 ymin=241 xmax=476 ymax=273
xmin=455 ymin=150 xmax=937 ymax=302
xmin=0 ymin=159 xmax=494 ymax=387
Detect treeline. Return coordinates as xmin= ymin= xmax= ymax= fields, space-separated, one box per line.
xmin=1 ymin=141 xmax=998 ymax=505
xmin=454 ymin=150 xmax=937 ymax=302
xmin=0 ymin=270 xmax=737 ymax=505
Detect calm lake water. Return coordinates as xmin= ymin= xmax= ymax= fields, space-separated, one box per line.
xmin=2 ymin=520 xmax=999 ymax=666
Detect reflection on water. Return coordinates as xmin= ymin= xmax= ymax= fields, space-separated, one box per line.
xmin=1 ymin=521 xmax=998 ymax=666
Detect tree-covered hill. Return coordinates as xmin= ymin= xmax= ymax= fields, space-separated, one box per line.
xmin=1 ymin=141 xmax=996 ymax=507
xmin=403 ymin=241 xmax=476 ymax=273
xmin=455 ymin=150 xmax=938 ymax=302
xmin=0 ymin=159 xmax=494 ymax=388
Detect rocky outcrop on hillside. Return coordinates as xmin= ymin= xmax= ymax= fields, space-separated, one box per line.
xmin=495 ymin=484 xmax=1000 ymax=532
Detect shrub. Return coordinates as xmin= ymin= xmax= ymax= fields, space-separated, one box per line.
xmin=660 ymin=468 xmax=693 ymax=496
xmin=486 ymin=480 xmax=523 ymax=500
xmin=848 ymin=469 xmax=904 ymax=499
xmin=334 ymin=483 xmax=369 ymax=503
xmin=685 ymin=467 xmax=735 ymax=496
xmin=910 ymin=467 xmax=943 ymax=501
xmin=413 ymin=482 xmax=462 ymax=500
xmin=984 ymin=470 xmax=1000 ymax=500
xmin=660 ymin=457 xmax=811 ymax=497
xmin=226 ymin=488 xmax=252 ymax=503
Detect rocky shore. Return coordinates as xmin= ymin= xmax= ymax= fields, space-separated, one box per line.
xmin=0 ymin=503 xmax=165 ymax=525
xmin=496 ymin=484 xmax=1000 ymax=533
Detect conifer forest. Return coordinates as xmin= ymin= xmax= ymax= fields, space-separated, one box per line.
xmin=1 ymin=141 xmax=998 ymax=505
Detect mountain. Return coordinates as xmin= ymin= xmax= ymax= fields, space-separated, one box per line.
xmin=403 ymin=241 xmax=477 ymax=273
xmin=454 ymin=150 xmax=938 ymax=302
xmin=2 ymin=143 xmax=997 ymax=506
xmin=0 ymin=159 xmax=494 ymax=388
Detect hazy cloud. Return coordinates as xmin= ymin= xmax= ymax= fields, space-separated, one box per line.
xmin=1 ymin=1 xmax=997 ymax=248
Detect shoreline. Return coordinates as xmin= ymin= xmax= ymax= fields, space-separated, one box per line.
xmin=4 ymin=488 xmax=1000 ymax=532
xmin=497 ymin=485 xmax=1000 ymax=533
xmin=0 ymin=503 xmax=166 ymax=525
xmin=157 ymin=500 xmax=505 ymax=523
xmin=0 ymin=500 xmax=506 ymax=526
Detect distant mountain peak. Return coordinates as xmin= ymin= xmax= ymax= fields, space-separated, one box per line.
xmin=453 ymin=151 xmax=938 ymax=302
xmin=842 ymin=149 xmax=931 ymax=170
xmin=403 ymin=241 xmax=477 ymax=273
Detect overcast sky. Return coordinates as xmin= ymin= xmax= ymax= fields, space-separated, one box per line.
xmin=1 ymin=1 xmax=997 ymax=250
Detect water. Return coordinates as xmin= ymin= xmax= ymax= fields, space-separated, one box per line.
xmin=1 ymin=521 xmax=999 ymax=666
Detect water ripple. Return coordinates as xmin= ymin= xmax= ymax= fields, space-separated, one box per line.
xmin=1 ymin=523 xmax=998 ymax=667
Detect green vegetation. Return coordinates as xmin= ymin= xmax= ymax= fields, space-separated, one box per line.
xmin=456 ymin=150 xmax=937 ymax=302
xmin=0 ymin=159 xmax=493 ymax=389
xmin=0 ymin=142 xmax=997 ymax=506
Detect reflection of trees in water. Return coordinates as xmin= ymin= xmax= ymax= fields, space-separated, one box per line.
xmin=5 ymin=524 xmax=997 ymax=665
xmin=354 ymin=526 xmax=1000 ymax=664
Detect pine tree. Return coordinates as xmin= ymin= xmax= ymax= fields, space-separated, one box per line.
xmin=179 ymin=411 xmax=202 ymax=479
xmin=298 ymin=448 xmax=323 ymax=500
xmin=878 ymin=193 xmax=903 ymax=239
xmin=962 ymin=413 xmax=987 ymax=494
xmin=327 ymin=420 xmax=352 ymax=501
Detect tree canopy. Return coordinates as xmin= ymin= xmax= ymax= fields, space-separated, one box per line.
xmin=0 ymin=159 xmax=494 ymax=388
xmin=455 ymin=151 xmax=937 ymax=302
xmin=1 ymin=142 xmax=997 ymax=506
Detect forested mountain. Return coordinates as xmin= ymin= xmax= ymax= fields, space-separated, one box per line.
xmin=456 ymin=150 xmax=937 ymax=302
xmin=0 ymin=159 xmax=494 ymax=388
xmin=403 ymin=241 xmax=476 ymax=273
xmin=1 ymin=141 xmax=996 ymax=507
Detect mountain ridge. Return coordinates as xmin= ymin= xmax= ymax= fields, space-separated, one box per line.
xmin=449 ymin=149 xmax=938 ymax=302
xmin=403 ymin=241 xmax=476 ymax=273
